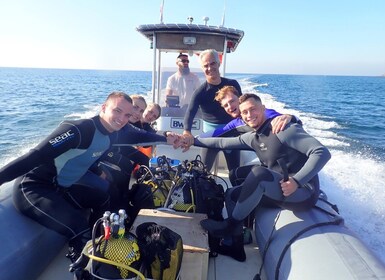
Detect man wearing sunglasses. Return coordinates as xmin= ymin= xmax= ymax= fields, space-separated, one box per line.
xmin=165 ymin=53 xmax=201 ymax=107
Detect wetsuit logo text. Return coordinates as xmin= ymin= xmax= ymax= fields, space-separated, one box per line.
xmin=49 ymin=130 xmax=75 ymax=147
xmin=259 ymin=143 xmax=267 ymax=151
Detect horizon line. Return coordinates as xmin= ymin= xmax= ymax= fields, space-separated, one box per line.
xmin=0 ymin=66 xmax=382 ymax=78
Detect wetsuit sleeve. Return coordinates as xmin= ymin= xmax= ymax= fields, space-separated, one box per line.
xmin=115 ymin=124 xmax=167 ymax=146
xmin=265 ymin=108 xmax=281 ymax=119
xmin=292 ymin=115 xmax=303 ymax=125
xmin=198 ymin=118 xmax=252 ymax=138
xmin=183 ymin=84 xmax=204 ymax=132
xmin=233 ymin=80 xmax=242 ymax=95
xmin=194 ymin=132 xmax=254 ymax=151
xmin=146 ymin=125 xmax=157 ymax=134
xmin=277 ymin=123 xmax=331 ymax=185
xmin=0 ymin=122 xmax=81 ymax=185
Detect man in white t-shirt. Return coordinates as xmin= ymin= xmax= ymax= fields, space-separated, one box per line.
xmin=166 ymin=53 xmax=201 ymax=107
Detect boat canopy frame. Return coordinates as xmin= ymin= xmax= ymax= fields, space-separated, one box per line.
xmin=136 ymin=23 xmax=244 ymax=103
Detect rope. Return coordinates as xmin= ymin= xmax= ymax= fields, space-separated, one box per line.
xmin=254 ymin=209 xmax=282 ymax=280
xmin=274 ymin=216 xmax=343 ymax=280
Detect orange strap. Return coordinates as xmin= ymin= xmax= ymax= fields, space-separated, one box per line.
xmin=138 ymin=146 xmax=152 ymax=157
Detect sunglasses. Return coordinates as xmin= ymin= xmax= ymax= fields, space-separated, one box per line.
xmin=180 ymin=59 xmax=189 ymax=63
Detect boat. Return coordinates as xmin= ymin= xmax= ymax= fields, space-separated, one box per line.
xmin=1 ymin=9 xmax=385 ymax=280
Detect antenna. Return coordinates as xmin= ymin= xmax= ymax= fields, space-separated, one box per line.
xmin=220 ymin=0 xmax=226 ymax=26
xmin=160 ymin=0 xmax=165 ymax=23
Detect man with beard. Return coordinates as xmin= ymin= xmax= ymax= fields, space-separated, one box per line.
xmin=166 ymin=53 xmax=201 ymax=107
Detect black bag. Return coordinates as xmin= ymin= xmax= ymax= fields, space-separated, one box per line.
xmin=136 ymin=222 xmax=183 ymax=280
xmin=165 ymin=164 xmax=225 ymax=219
xmin=194 ymin=175 xmax=225 ymax=220
xmin=126 ymin=182 xmax=156 ymax=226
xmin=164 ymin=158 xmax=226 ymax=257
xmin=125 ymin=165 xmax=174 ymax=226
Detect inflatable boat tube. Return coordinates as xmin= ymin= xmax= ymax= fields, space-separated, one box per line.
xmin=0 ymin=182 xmax=67 ymax=280
xmin=254 ymin=197 xmax=385 ymax=280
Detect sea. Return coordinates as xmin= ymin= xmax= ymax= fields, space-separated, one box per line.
xmin=1 ymin=67 xmax=385 ymax=264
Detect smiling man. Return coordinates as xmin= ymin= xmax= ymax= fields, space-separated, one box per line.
xmin=190 ymin=93 xmax=331 ymax=260
xmin=183 ymin=49 xmax=243 ymax=173
xmin=0 ymin=91 xmax=133 ymax=257
xmin=166 ymin=53 xmax=201 ymax=107
xmin=199 ymin=85 xmax=297 ymax=139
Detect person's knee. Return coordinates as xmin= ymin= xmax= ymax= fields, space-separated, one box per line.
xmin=237 ymin=167 xmax=274 ymax=203
xmin=250 ymin=166 xmax=273 ymax=182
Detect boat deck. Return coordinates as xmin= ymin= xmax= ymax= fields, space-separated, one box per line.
xmin=209 ymin=243 xmax=263 ymax=280
xmin=37 ymin=171 xmax=265 ymax=280
xmin=38 ymin=240 xmax=264 ymax=280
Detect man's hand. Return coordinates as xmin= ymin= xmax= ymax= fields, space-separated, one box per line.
xmin=280 ymin=177 xmax=298 ymax=197
xmin=100 ymin=171 xmax=107 ymax=180
xmin=179 ymin=135 xmax=193 ymax=152
xmin=166 ymin=132 xmax=183 ymax=149
xmin=182 ymin=130 xmax=194 ymax=147
xmin=271 ymin=114 xmax=292 ymax=134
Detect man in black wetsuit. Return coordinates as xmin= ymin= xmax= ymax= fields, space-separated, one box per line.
xmin=108 ymin=96 xmax=161 ymax=174
xmin=183 ymin=49 xmax=243 ymax=173
xmin=98 ymin=100 xmax=169 ymax=211
xmin=0 ymin=91 xmax=172 ymax=257
xmin=200 ymin=85 xmax=301 ymax=186
xmin=190 ymin=94 xmax=331 ymax=260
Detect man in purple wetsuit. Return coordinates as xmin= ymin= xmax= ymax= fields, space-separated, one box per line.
xmin=199 ymin=85 xmax=298 ymax=138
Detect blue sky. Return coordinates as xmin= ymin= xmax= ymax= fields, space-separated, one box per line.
xmin=0 ymin=0 xmax=384 ymax=76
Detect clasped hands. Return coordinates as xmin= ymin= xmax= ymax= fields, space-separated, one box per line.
xmin=165 ymin=131 xmax=194 ymax=152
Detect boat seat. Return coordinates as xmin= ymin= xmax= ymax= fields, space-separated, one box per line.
xmin=0 ymin=182 xmax=67 ymax=280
